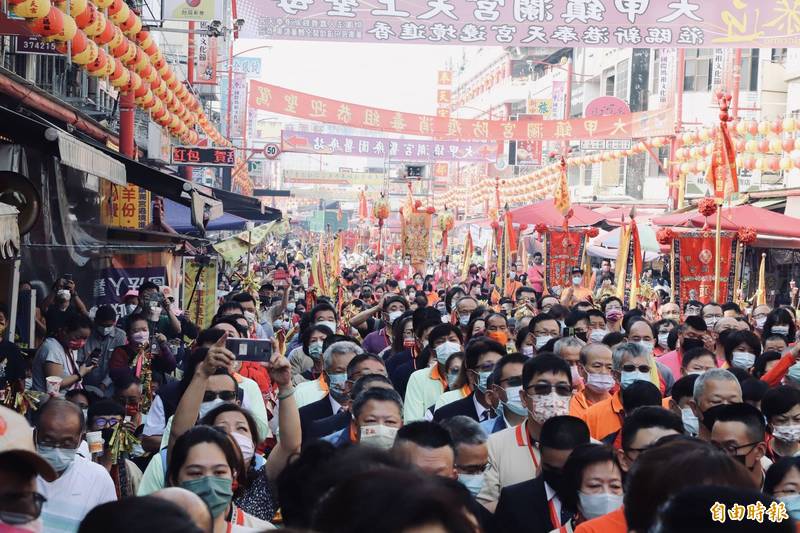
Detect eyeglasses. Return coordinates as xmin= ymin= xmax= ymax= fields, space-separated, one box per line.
xmin=0 ymin=492 xmax=46 ymax=523
xmin=455 ymin=462 xmax=490 ymax=475
xmin=202 ymin=390 xmax=237 ymax=402
xmin=34 ymin=431 xmax=78 ymax=450
xmin=499 ymin=376 xmax=523 ymax=387
xmin=712 ymin=441 xmax=760 ymax=456
xmin=526 ymin=383 xmax=573 ymax=397
xmin=91 ymin=417 xmax=120 ymax=429
xmin=471 ymin=363 xmax=496 ymax=374
xmin=622 ymin=364 xmax=651 ymax=373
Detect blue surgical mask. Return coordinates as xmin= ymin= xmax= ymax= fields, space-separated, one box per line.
xmin=458 ymin=473 xmax=485 ymax=498
xmin=328 ymin=372 xmax=347 ymax=394
xmin=502 ymin=385 xmax=528 ymax=417
xmin=435 ymin=341 xmax=461 ymax=366
xmin=788 ymin=363 xmax=800 ymax=384
xmin=780 ymin=494 xmax=800 ymax=521
xmin=308 ymin=341 xmax=324 ymax=360
xmin=681 ymin=407 xmax=699 ymax=436
xmin=620 ymin=371 xmax=650 ymax=389
xmin=476 ymin=371 xmax=492 ymax=392
xmin=37 ymin=444 xmax=77 ymax=473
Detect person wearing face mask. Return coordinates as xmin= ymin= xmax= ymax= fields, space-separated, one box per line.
xmin=86 ymin=400 xmax=143 ymax=497
xmin=433 ymin=339 xmax=505 ymax=424
xmin=707 ymin=402 xmax=769 ymax=489
xmin=600 ymin=297 xmax=624 ymax=334
xmin=121 ymin=290 xmax=139 ymax=318
xmin=554 ymin=336 xmax=587 ymax=391
xmin=560 ymin=267 xmax=593 ymax=308
xmin=722 ymin=330 xmax=762 ymax=372
xmin=42 ymin=277 xmax=89 ymax=337
xmin=35 ymin=399 xmax=117 ymax=531
xmin=31 ymin=313 xmax=96 ymax=393
xmin=751 ymin=304 xmax=772 ymax=333
xmin=484 ymin=313 xmax=512 ymax=351
xmin=78 ymin=306 xmax=127 ymax=397
xmin=626 ymin=319 xmax=676 ymax=395
xmin=688 ymin=368 xmax=743 ymax=441
xmin=361 ymin=296 xmax=409 ymax=355
xmin=0 ymin=405 xmax=58 ymax=533
xmin=679 ymin=347 xmax=717 ymax=377
xmin=529 ymin=315 xmax=562 ymax=354
xmin=343 ymin=387 xmax=404 ymax=449
xmin=571 ymin=344 xmax=615 ymax=420
xmin=481 ymin=355 xmax=527 ymax=435
xmin=108 ymin=315 xmax=176 ymax=394
xmin=229 ymin=293 xmax=271 ymax=341
xmin=560 ymin=444 xmax=624 ymax=529
xmin=166 ymin=425 xmax=272 ymax=532
xmin=293 ymin=341 xmax=363 ymax=409
xmin=454 ymin=296 xmax=479 ymax=331
xmin=585 ymin=309 xmax=610 ymax=345
xmin=290 ymin=324 xmax=333 ymax=386
xmin=494 ymin=416 xmax=590 ymax=531
xmin=659 ymin=301 xmax=681 ymax=322
xmin=652 ymin=319 xmax=677 ymax=356
xmin=477 ymin=356 xmax=574 ymax=511
xmin=701 ymin=302 xmax=723 ymax=330
xmin=653 ymin=315 xmax=709 ymax=381
xmin=765 ymin=456 xmax=800 ymax=523
xmin=762 ymin=386 xmax=800 ymax=461
xmin=585 ymin=342 xmax=657 ymax=441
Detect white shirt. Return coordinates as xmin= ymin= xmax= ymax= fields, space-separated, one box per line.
xmin=142 ymin=395 xmax=166 ymax=436
xmin=473 ymin=395 xmax=489 ymax=422
xmin=544 ymin=481 xmax=562 ymax=523
xmin=38 ymin=455 xmax=117 ymax=532
xmin=294 ymin=378 xmax=326 ymax=408
xmin=329 ymin=394 xmax=342 ymax=415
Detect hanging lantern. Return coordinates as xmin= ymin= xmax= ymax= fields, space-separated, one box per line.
xmin=783 ymin=117 xmax=797 ymax=133
xmin=735 ymin=121 xmax=747 ymax=136
xmin=745 ymin=139 xmax=758 ymax=153
xmin=769 ymin=138 xmax=782 ymax=153
xmin=85 ymin=48 xmax=108 ymax=76
xmin=12 ymin=0 xmax=51 ymax=19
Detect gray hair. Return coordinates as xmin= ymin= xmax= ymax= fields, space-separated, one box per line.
xmin=440 ymin=415 xmax=488 ymax=447
xmin=554 ymin=336 xmax=586 ymax=357
xmin=323 ymin=340 xmax=363 ymax=370
xmin=693 ymin=368 xmax=741 ymax=405
xmin=611 ymin=342 xmax=649 ymax=372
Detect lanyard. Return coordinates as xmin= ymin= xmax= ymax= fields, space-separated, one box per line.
xmin=515 ymin=422 xmax=540 ymax=470
xmin=548 ymin=498 xmax=561 ymax=530
xmin=226 ymin=507 xmax=245 ymax=533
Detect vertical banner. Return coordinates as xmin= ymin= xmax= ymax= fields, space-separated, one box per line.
xmin=230 ymin=72 xmax=247 ymax=139
xmin=183 ymin=257 xmax=219 ymax=329
xmin=671 ymin=230 xmax=738 ymax=305
xmin=544 ymin=228 xmax=585 ymax=296
xmin=402 ymin=211 xmax=432 ymax=267
xmin=192 ymin=23 xmax=218 ymax=85
xmin=657 ymin=49 xmax=676 ymax=108
xmin=436 ymin=70 xmax=452 ymax=119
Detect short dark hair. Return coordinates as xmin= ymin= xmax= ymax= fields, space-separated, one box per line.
xmin=683 ymin=299 xmax=703 ymax=311
xmin=722 ymin=330 xmax=762 ymax=365
xmin=138 ymin=281 xmax=159 ymax=294
xmin=87 ymin=399 xmax=124 ymax=423
xmin=670 ymin=374 xmax=699 ymax=405
xmin=683 ymin=315 xmax=708 ymax=332
xmin=765 ymin=456 xmax=800 ymax=496
xmin=761 ymin=385 xmax=800 ymax=422
xmin=464 ymin=338 xmax=506 ymax=370
xmin=77 ymin=496 xmax=205 ymax=533
xmin=721 ymin=302 xmax=742 ymax=315
xmin=586 ymin=309 xmax=606 ymax=323
xmin=564 ymin=310 xmax=589 ymax=328
xmin=600 ymin=296 xmax=623 ymax=312
xmin=680 ymin=347 xmax=715 ymax=369
xmin=540 ymin=416 xmax=590 ymax=450
xmin=200 ymin=403 xmax=261 ymax=444
xmin=522 ymin=354 xmax=571 ymax=390
xmin=753 ymin=351 xmax=782 ymax=379
xmin=94 ymin=305 xmax=117 ymax=324
xmin=621 ymin=381 xmax=662 ymax=412
xmin=428 ymin=324 xmax=463 ymax=347
xmin=351 ymin=387 xmax=402 ymax=420
xmin=704 ymin=402 xmax=766 ymax=442
xmin=741 ymin=378 xmax=768 ymax=405
xmin=488 ymin=354 xmax=527 ymax=388
xmin=346 ymin=353 xmax=386 ymax=379
xmin=382 ymin=295 xmax=409 ymax=312
xmin=601 ymin=331 xmax=626 ymax=347
xmin=166 ymin=426 xmax=241 ymax=486
xmin=560 ymin=444 xmax=621 ymax=512
xmin=65 ymin=313 xmax=93 ymax=333
xmin=395 ymin=421 xmax=453 ymax=451
xmin=216 ymin=301 xmax=244 ymax=317
xmin=230 ymin=292 xmax=256 ymax=305
xmin=351 ymin=374 xmax=393 ymax=401
xmin=621 ymin=406 xmax=684 ymax=451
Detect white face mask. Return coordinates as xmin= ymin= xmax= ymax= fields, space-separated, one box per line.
xmin=435 ymin=341 xmax=461 ymax=366
xmin=657 ymin=332 xmax=670 ymax=349
xmin=198 ymin=398 xmax=225 ymax=419
xmin=359 ymin=424 xmax=398 ymax=450
xmin=572 ymin=276 xmax=583 ymax=285
xmin=772 ymin=424 xmax=800 ymax=443
xmin=585 ymin=373 xmax=615 ymax=393
xmin=521 ymin=345 xmax=534 ymax=357
xmin=528 ymin=392 xmax=571 ymax=425
xmin=636 ymin=340 xmax=654 ymax=354
xmin=57 ymin=289 xmax=71 ymax=302
xmin=244 ymin=311 xmax=257 ymax=324
xmin=578 ymin=491 xmax=624 ymax=520
xmin=589 ymin=329 xmax=608 ymax=344
xmin=535 ymin=336 xmax=552 ymax=350
xmin=682 ymin=407 xmax=700 ymax=436
xmin=731 ymin=351 xmax=755 ymax=370
xmin=317 ymin=320 xmax=337 ymax=333
xmin=387 ymin=310 xmax=403 ymax=324
xmin=773 ymin=325 xmax=791 ymax=336
xmin=231 ymin=431 xmax=255 ymax=464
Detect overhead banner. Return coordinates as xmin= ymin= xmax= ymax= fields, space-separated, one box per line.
xmin=250 ymin=80 xmax=674 ymax=141
xmin=163 ymin=0 xmax=220 ymax=21
xmin=281 ymin=130 xmax=498 ymax=161
xmin=544 ymin=228 xmax=586 ymax=296
xmin=237 ymin=0 xmax=793 ymax=47
xmin=191 ymin=23 xmax=218 ymax=85
xmin=183 ymin=257 xmax=219 ymax=329
xmin=671 ymin=230 xmax=738 ymax=305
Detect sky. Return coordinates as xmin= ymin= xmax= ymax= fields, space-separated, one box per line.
xmin=235 ymin=40 xmax=491 ymax=115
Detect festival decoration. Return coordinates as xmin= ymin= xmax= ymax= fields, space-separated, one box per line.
xmin=438 ymin=208 xmax=454 ymax=255
xmin=737 ymin=227 xmax=757 ymax=245
xmin=373 ymin=194 xmax=390 ymax=256
xmin=670 ymin=230 xmax=739 ymax=305
xmin=586 ymin=227 xmax=599 ymax=238
xmin=698 ymin=197 xmax=718 ymax=218
xmin=656 ymin=228 xmax=675 ymax=245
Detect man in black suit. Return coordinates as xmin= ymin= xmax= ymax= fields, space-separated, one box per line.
xmin=305 ymin=374 xmax=395 ymax=442
xmin=299 ymin=352 xmax=388 ymax=442
xmin=433 ymin=338 xmax=506 ymax=423
xmin=494 ymin=415 xmax=590 ymax=532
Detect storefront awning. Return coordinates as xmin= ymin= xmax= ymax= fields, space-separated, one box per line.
xmin=211 ymin=187 xmax=282 ymax=222
xmin=163 ymin=199 xmax=248 ymax=234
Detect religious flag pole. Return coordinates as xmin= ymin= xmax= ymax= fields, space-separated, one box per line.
xmin=710 ymin=92 xmax=737 ymax=302
xmin=713 ymin=202 xmax=722 ymax=302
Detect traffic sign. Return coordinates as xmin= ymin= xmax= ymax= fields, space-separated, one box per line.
xmin=263 ymin=143 xmax=281 ymax=159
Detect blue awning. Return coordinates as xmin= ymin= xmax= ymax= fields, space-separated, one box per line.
xmin=164 ymin=198 xmax=247 ymax=233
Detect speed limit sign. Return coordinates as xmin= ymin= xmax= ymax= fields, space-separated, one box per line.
xmin=263 ymin=143 xmax=281 ymax=160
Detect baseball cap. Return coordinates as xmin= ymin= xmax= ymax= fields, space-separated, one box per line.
xmin=571 ymin=266 xmax=584 ymax=274
xmin=123 ymin=289 xmax=139 ymax=298
xmin=0 ymin=406 xmax=56 ymax=481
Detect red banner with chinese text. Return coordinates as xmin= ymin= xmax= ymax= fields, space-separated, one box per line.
xmin=671 ymin=230 xmax=738 ymax=305
xmin=248 ymin=80 xmax=674 ymax=141
xmin=544 ymin=228 xmax=586 ymax=294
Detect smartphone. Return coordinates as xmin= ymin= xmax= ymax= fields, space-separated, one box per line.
xmin=89 ymin=348 xmax=101 ymax=365
xmin=226 ymin=338 xmax=272 ymax=362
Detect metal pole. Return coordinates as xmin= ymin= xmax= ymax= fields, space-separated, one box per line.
xmin=119 ymin=92 xmax=135 ymax=157
xmin=226 ymin=40 xmax=233 ymax=138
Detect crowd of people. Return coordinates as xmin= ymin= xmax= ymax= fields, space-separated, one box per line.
xmin=1 ymin=240 xmax=800 ymax=532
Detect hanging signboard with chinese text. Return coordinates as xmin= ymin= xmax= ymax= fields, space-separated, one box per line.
xmin=163 ymin=0 xmax=220 ymax=22
xmin=236 ymin=0 xmax=795 ymax=47
xmin=191 ymin=22 xmax=218 ymax=85
xmin=251 ymin=80 xmax=674 ymax=141
xmin=171 ymin=147 xmax=236 ymax=167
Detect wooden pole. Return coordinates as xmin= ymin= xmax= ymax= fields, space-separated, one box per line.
xmin=713 ymin=202 xmax=722 ymax=302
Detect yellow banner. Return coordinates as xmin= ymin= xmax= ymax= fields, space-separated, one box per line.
xmin=183 ymin=258 xmax=218 ymax=329
xmin=212 ymin=220 xmax=287 ymax=263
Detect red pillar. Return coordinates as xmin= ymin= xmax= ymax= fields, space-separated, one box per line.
xmin=119 ymin=92 xmax=135 ymax=157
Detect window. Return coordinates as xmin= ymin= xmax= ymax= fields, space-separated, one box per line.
xmin=772 ymin=48 xmax=787 ymax=63
xmin=583 ymin=161 xmax=593 ymax=186
xmin=740 ymin=48 xmax=759 ymax=92
xmin=616 ymin=59 xmax=629 ymax=101
xmin=683 ymin=48 xmax=713 ymax=92
xmin=604 ymin=67 xmax=615 ymax=96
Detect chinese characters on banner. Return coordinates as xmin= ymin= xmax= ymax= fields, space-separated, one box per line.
xmin=110 ymin=184 xmax=151 ymax=229
xmin=94 ymin=266 xmax=166 ymax=316
xmin=163 ymin=0 xmax=220 ymax=22
xmin=236 ymin=0 xmax=797 ymax=47
xmin=437 ymin=69 xmax=452 ymax=119
xmin=191 ymin=22 xmax=217 ymax=85
xmin=183 ymin=257 xmax=219 ymax=329
xmin=671 ymin=230 xmax=738 ymax=305
xmin=171 ymin=146 xmax=236 ymax=166
xmin=251 ymin=80 xmax=674 ymax=141
xmin=281 ymin=130 xmax=498 ymax=161
xmin=230 ymin=73 xmax=248 ymax=139
xmin=544 ymin=228 xmax=586 ymax=294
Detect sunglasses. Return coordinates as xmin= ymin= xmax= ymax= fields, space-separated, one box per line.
xmin=526 ymin=383 xmax=572 ymax=397
xmin=622 ymin=364 xmax=651 ymax=373
xmin=202 ymin=390 xmax=237 ymax=403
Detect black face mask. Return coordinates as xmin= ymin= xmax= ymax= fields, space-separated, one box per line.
xmin=575 ymin=331 xmax=588 ymax=343
xmin=100 ymin=427 xmax=116 ymax=447
xmin=681 ymin=338 xmax=705 ymax=352
xmin=541 ymin=466 xmax=567 ymax=497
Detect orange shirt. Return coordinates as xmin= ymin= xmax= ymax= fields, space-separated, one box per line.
xmin=560 ymin=286 xmax=593 ymax=306
xmin=585 ymin=391 xmax=624 ymax=441
xmin=570 ymin=391 xmax=611 ymax=421
xmin=574 ymin=506 xmax=626 ymax=533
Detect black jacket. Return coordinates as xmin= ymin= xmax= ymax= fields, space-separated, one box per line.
xmin=432 ymin=392 xmax=481 ymax=423
xmin=494 ymin=477 xmax=571 ymax=533
xmin=299 ymin=396 xmax=334 ymax=442
xmin=305 ymin=411 xmax=350 ymax=443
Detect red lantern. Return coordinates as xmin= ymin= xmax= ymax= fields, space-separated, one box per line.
xmin=783 ymin=138 xmax=795 ymax=153
xmin=737 ymin=227 xmax=757 ymax=245
xmin=697 ymin=197 xmax=717 ymax=217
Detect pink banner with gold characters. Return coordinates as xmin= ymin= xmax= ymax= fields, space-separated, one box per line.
xmin=235 ymin=0 xmax=800 ymax=47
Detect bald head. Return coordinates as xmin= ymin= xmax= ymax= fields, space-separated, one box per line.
xmin=153 ymin=488 xmax=212 ymax=533
xmin=36 ymin=398 xmax=83 ymax=434
xmin=714 ymin=317 xmax=747 ymax=334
